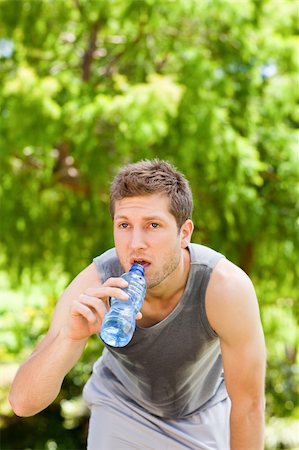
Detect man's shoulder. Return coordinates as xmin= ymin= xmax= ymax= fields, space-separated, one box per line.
xmin=93 ymin=247 xmax=123 ymax=281
xmin=209 ymin=258 xmax=253 ymax=296
xmin=206 ymin=258 xmax=257 ymax=324
xmin=189 ymin=242 xmax=225 ymax=268
xmin=205 ymin=258 xmax=263 ymax=350
xmin=94 ymin=247 xmax=117 ymax=263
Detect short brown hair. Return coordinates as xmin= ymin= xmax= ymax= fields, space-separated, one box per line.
xmin=110 ymin=159 xmax=193 ymax=229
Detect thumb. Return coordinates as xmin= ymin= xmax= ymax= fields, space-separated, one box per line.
xmin=136 ymin=312 xmax=143 ymax=321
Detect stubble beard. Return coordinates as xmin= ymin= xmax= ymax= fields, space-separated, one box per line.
xmin=146 ymin=248 xmax=181 ymax=289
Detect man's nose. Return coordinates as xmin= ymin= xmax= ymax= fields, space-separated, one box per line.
xmin=130 ymin=228 xmax=147 ymax=250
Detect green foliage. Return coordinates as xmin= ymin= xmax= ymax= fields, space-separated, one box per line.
xmin=265 ymin=418 xmax=299 ymax=450
xmin=1 ymin=0 xmax=298 ymax=278
xmin=0 ymin=0 xmax=298 ymax=448
xmin=262 ymin=300 xmax=299 ymax=420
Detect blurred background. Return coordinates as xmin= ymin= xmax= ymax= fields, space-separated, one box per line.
xmin=0 ymin=0 xmax=298 ymax=449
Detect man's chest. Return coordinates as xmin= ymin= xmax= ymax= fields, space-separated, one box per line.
xmin=138 ymin=292 xmax=184 ymax=327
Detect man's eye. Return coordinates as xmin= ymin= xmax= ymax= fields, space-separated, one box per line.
xmin=151 ymin=223 xmax=159 ymax=228
xmin=120 ymin=223 xmax=129 ymax=229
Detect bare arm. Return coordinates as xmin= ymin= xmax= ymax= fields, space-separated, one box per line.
xmin=206 ymin=259 xmax=266 ymax=450
xmin=9 ymin=262 xmax=129 ymax=417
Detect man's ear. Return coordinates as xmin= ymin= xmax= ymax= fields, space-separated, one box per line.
xmin=180 ymin=219 xmax=194 ymax=248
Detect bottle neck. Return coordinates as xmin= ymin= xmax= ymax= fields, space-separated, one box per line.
xmin=130 ymin=263 xmax=144 ymax=276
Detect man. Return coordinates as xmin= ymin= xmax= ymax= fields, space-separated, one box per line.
xmin=10 ymin=159 xmax=266 ymax=449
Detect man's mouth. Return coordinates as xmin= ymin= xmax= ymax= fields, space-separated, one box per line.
xmin=131 ymin=258 xmax=150 ymax=268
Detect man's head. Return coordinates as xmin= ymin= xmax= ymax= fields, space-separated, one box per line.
xmin=110 ymin=159 xmax=193 ymax=229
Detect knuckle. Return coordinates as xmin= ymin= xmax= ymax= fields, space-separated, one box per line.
xmin=87 ymin=308 xmax=94 ymax=318
xmin=111 ymin=288 xmax=127 ymax=299
xmin=105 ymin=277 xmax=124 ymax=286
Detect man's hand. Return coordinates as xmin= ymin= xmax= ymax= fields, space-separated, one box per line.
xmin=66 ymin=277 xmax=130 ymax=341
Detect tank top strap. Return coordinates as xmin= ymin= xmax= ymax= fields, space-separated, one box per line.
xmin=188 ymin=243 xmax=225 ymax=269
xmin=93 ymin=248 xmax=123 ymax=283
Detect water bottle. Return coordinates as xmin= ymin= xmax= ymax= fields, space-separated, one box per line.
xmin=100 ymin=263 xmax=147 ymax=347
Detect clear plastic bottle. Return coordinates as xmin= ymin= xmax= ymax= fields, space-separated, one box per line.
xmin=100 ymin=263 xmax=147 ymax=347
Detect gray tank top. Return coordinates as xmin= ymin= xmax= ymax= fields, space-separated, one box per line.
xmin=90 ymin=243 xmax=228 ymax=418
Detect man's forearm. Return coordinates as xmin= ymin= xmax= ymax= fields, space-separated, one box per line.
xmin=230 ymin=403 xmax=265 ymax=450
xmin=9 ymin=329 xmax=87 ymax=417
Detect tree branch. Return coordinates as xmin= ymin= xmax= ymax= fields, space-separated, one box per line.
xmin=82 ymin=22 xmax=99 ymax=82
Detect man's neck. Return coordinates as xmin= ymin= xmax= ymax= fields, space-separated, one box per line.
xmin=139 ymin=248 xmax=191 ymax=327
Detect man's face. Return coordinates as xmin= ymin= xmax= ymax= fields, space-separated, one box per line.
xmin=113 ymin=194 xmax=187 ymax=289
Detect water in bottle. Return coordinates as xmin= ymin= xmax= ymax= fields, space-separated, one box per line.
xmin=100 ymin=263 xmax=147 ymax=347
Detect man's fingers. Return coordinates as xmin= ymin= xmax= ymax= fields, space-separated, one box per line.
xmin=73 ymin=277 xmax=133 ymax=331
xmin=71 ymin=300 xmax=99 ymax=324
xmin=103 ymin=277 xmax=128 ymax=288
xmin=75 ymin=294 xmax=107 ymax=319
xmin=84 ymin=285 xmax=129 ymax=301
